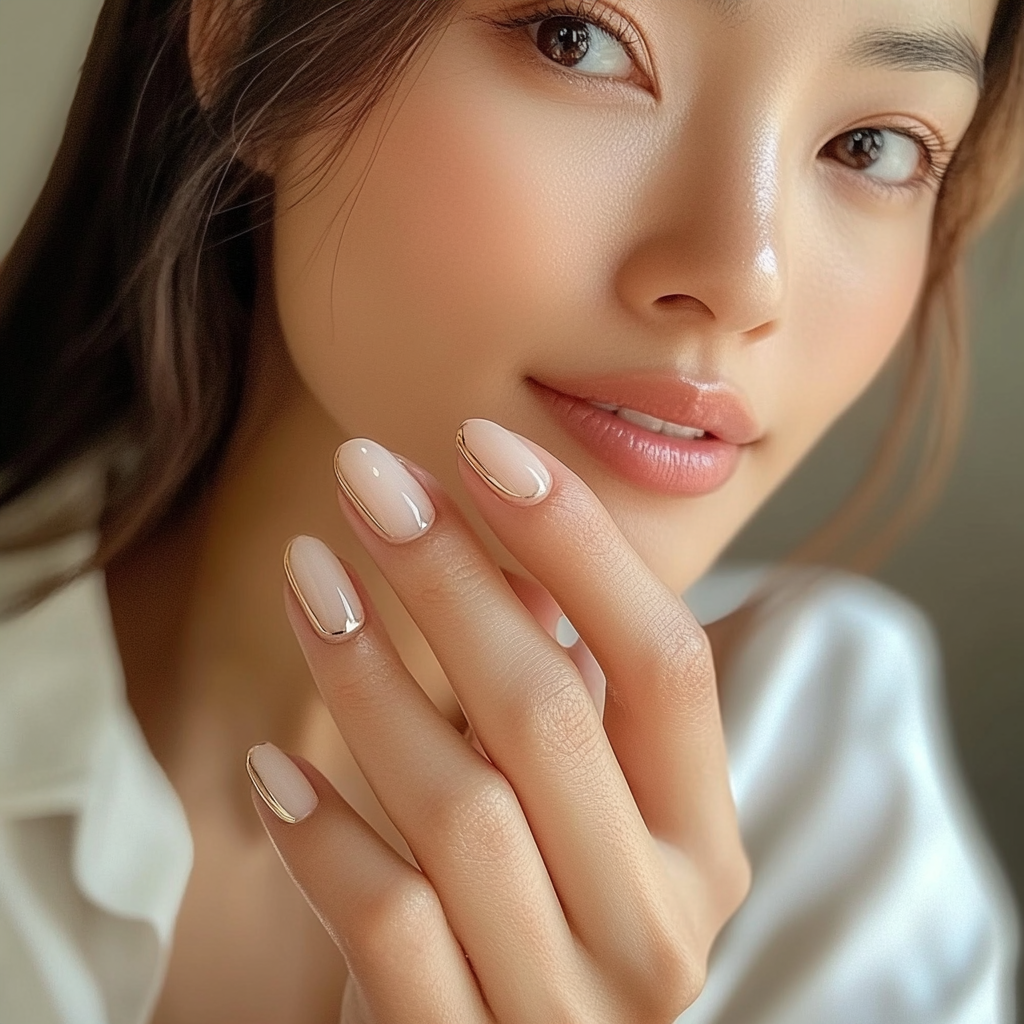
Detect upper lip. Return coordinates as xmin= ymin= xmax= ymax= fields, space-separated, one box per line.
xmin=531 ymin=372 xmax=762 ymax=446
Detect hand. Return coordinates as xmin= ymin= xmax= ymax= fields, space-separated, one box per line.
xmin=246 ymin=419 xmax=751 ymax=1023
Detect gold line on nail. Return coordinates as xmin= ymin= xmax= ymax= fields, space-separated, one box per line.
xmin=333 ymin=448 xmax=392 ymax=537
xmin=283 ymin=539 xmax=363 ymax=644
xmin=246 ymin=745 xmax=302 ymax=824
xmin=455 ymin=426 xmax=536 ymax=502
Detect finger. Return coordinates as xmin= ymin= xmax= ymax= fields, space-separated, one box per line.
xmin=566 ymin=632 xmax=607 ymax=721
xmin=332 ymin=441 xmax=676 ymax=965
xmin=454 ymin=420 xmax=736 ymax=859
xmin=245 ymin=744 xmax=490 ymax=1024
xmin=501 ymin=569 xmax=563 ymax=636
xmin=503 ymin=571 xmax=606 ymax=719
xmin=281 ymin=541 xmax=582 ymax=1019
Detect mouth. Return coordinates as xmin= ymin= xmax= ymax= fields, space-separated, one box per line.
xmin=528 ymin=374 xmax=761 ymax=497
xmin=584 ymin=402 xmax=710 ymax=441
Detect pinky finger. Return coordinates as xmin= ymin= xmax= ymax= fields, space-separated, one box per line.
xmin=247 ymin=744 xmax=492 ymax=1024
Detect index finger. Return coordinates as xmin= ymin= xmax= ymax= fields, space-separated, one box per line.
xmin=455 ymin=419 xmax=736 ymax=857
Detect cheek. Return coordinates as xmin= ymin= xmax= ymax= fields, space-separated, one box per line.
xmin=758 ymin=202 xmax=933 ymax=480
xmin=271 ymin=70 xmax=643 ymax=448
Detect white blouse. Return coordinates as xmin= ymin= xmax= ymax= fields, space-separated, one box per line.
xmin=0 ymin=492 xmax=1018 ymax=1022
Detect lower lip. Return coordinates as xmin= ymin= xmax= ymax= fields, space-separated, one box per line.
xmin=532 ymin=382 xmax=743 ymax=497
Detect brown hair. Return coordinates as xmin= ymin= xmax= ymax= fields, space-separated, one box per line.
xmin=0 ymin=0 xmax=461 ymax=595
xmin=0 ymin=0 xmax=1022 ymax=602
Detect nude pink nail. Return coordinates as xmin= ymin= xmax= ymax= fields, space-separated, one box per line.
xmin=284 ymin=535 xmax=364 ymax=642
xmin=246 ymin=743 xmax=319 ymax=824
xmin=334 ymin=439 xmax=435 ymax=542
xmin=456 ymin=419 xmax=552 ymax=505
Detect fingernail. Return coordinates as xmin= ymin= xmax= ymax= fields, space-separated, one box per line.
xmin=456 ymin=419 xmax=551 ymax=506
xmin=284 ymin=536 xmax=364 ymax=643
xmin=246 ymin=743 xmax=319 ymax=823
xmin=334 ymin=439 xmax=435 ymax=543
xmin=555 ymin=614 xmax=579 ymax=648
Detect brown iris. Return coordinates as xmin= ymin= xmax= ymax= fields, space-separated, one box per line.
xmin=828 ymin=128 xmax=887 ymax=170
xmin=536 ymin=17 xmax=592 ymax=67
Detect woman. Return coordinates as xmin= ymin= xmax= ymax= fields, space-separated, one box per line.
xmin=0 ymin=0 xmax=1021 ymax=1020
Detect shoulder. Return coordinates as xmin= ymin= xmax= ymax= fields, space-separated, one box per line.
xmin=724 ymin=568 xmax=941 ymax=751
xmin=684 ymin=566 xmax=1019 ymax=1024
xmin=692 ymin=566 xmax=946 ymax=781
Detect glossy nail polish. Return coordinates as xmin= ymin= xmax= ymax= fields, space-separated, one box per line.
xmin=334 ymin=439 xmax=436 ymax=542
xmin=284 ymin=535 xmax=364 ymax=642
xmin=246 ymin=743 xmax=319 ymax=824
xmin=457 ymin=419 xmax=552 ymax=505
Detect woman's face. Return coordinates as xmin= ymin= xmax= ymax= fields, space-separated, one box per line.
xmin=271 ymin=0 xmax=992 ymax=593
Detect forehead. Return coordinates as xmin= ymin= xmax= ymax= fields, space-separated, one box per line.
xmin=686 ymin=0 xmax=995 ymax=51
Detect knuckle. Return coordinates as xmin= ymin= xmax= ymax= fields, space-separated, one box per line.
xmin=641 ymin=609 xmax=717 ymax=718
xmin=413 ymin=548 xmax=492 ymax=609
xmin=657 ymin=611 xmax=714 ymax=678
xmin=637 ymin=941 xmax=706 ymax=1020
xmin=511 ymin=665 xmax=604 ymax=773
xmin=695 ymin=831 xmax=753 ymax=926
xmin=354 ymin=878 xmax=442 ymax=959
xmin=431 ymin=772 xmax=524 ymax=863
xmin=609 ymin=901 xmax=709 ymax=1020
xmin=717 ymin=844 xmax=754 ymax=920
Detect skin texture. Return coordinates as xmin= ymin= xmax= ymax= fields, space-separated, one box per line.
xmin=98 ymin=0 xmax=996 ymax=1020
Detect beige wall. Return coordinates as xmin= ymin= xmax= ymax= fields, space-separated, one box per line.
xmin=0 ymin=0 xmax=105 ymax=254
xmin=3 ymin=0 xmax=1022 ymax=997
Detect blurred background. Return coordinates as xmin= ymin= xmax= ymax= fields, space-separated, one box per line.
xmin=2 ymin=0 xmax=1021 ymax=1006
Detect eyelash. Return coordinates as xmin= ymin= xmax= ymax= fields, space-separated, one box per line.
xmin=490 ymin=0 xmax=645 ymax=74
xmin=844 ymin=124 xmax=954 ymax=199
xmin=490 ymin=2 xmax=955 ymax=199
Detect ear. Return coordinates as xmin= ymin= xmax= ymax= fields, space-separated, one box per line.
xmin=187 ymin=0 xmax=274 ymax=174
xmin=187 ymin=0 xmax=251 ymax=109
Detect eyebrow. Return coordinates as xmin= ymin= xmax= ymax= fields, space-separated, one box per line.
xmin=700 ymin=1 xmax=985 ymax=92
xmin=843 ymin=26 xmax=985 ymax=91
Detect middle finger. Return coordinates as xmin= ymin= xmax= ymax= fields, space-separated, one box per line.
xmin=332 ymin=438 xmax=679 ymax=958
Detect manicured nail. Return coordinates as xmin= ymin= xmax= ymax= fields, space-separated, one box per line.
xmin=456 ymin=419 xmax=552 ymax=505
xmin=284 ymin=535 xmax=364 ymax=643
xmin=246 ymin=743 xmax=319 ymax=823
xmin=334 ymin=439 xmax=435 ymax=542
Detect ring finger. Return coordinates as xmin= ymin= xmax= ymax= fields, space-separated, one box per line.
xmin=281 ymin=537 xmax=587 ymax=1018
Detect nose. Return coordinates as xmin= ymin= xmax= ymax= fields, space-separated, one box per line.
xmin=615 ymin=111 xmax=786 ymax=343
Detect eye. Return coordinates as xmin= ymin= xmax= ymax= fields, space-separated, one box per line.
xmin=821 ymin=127 xmax=927 ymax=187
xmin=528 ymin=15 xmax=634 ymax=78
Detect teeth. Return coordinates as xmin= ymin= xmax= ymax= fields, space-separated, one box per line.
xmin=617 ymin=407 xmax=665 ymax=432
xmin=660 ymin=421 xmax=706 ymax=440
xmin=588 ymin=401 xmax=706 ymax=440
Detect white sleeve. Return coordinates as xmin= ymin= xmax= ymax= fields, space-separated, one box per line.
xmin=681 ymin=572 xmax=1019 ymax=1024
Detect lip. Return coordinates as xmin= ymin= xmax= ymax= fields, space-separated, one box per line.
xmin=529 ymin=373 xmax=761 ymax=497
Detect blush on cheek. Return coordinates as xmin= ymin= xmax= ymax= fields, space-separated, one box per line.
xmin=272 ymin=52 xmax=650 ymax=433
xmin=346 ymin=78 xmax=643 ymax=341
xmin=350 ymin=100 xmax=549 ymax=331
xmin=835 ymin=236 xmax=929 ymax=392
xmin=274 ymin=90 xmax=562 ymax=409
